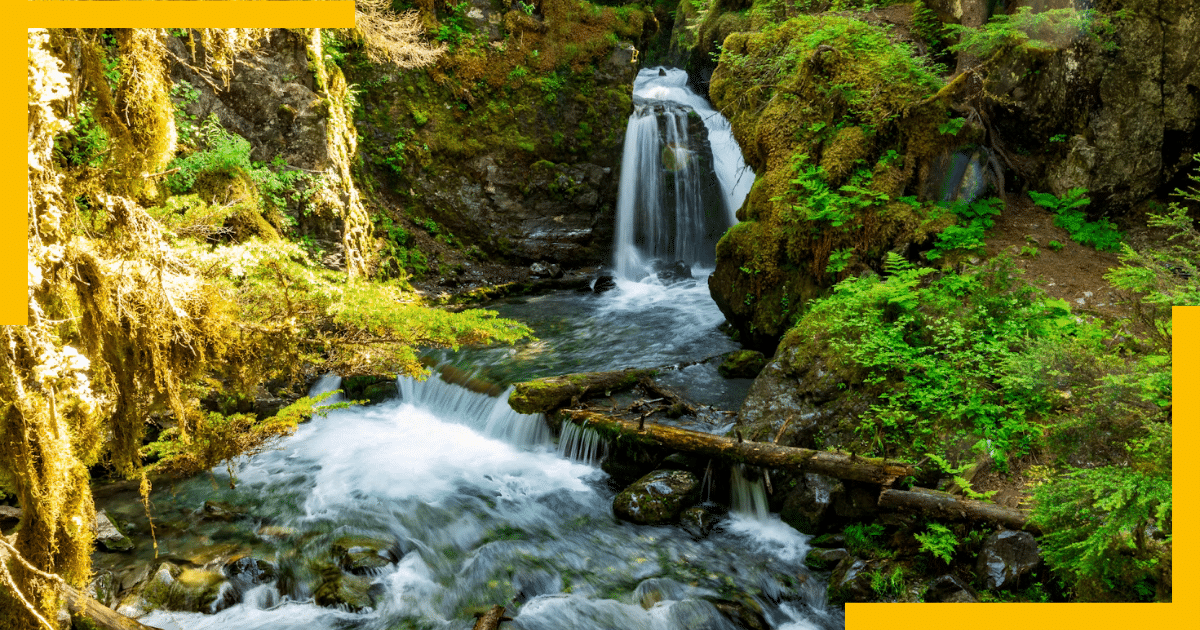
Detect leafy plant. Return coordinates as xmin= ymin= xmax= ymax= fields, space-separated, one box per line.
xmin=914 ymin=522 xmax=958 ymax=564
xmin=937 ymin=118 xmax=965 ymax=136
xmin=844 ymin=522 xmax=886 ymax=555
xmin=1048 ymin=240 xmax=1064 ymax=251
xmin=869 ymin=565 xmax=906 ymax=600
xmin=53 ymin=95 xmax=109 ymax=168
xmin=927 ymin=197 xmax=1003 ymax=260
xmin=1029 ymin=188 xmax=1123 ymax=251
xmin=170 ymin=80 xmax=202 ymax=145
xmin=947 ymin=6 xmax=1123 ymax=60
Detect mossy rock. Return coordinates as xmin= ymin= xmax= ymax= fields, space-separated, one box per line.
xmin=805 ymin=547 xmax=850 ymax=571
xmin=612 ymin=469 xmax=701 ymax=525
xmin=313 ymin=566 xmax=376 ymax=612
xmin=141 ymin=562 xmax=227 ymax=613
xmin=717 ymin=350 xmax=767 ymax=379
xmin=330 ymin=534 xmax=397 ymax=574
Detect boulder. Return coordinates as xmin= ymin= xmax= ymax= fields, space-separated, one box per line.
xmin=593 ymin=275 xmax=618 ymax=293
xmin=805 ymin=547 xmax=850 ymax=572
xmin=923 ymin=573 xmax=981 ymax=603
xmin=780 ymin=473 xmax=843 ymax=535
xmin=95 ymin=509 xmax=134 ymax=552
xmin=314 ymin=566 xmax=376 ymax=612
xmin=827 ymin=557 xmax=876 ymax=604
xmin=717 ymin=350 xmax=766 ymax=379
xmin=612 ymin=469 xmax=702 ymax=525
xmin=530 ymin=261 xmax=564 ymax=279
xmin=331 ymin=534 xmax=397 ymax=574
xmin=679 ymin=504 xmax=720 ymax=539
xmin=976 ymin=529 xmax=1042 ymax=591
xmin=654 ymin=260 xmax=693 ymax=283
xmin=140 ymin=562 xmax=227 ymax=613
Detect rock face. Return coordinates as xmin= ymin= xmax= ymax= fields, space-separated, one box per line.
xmin=349 ymin=26 xmax=640 ymax=267
xmin=983 ymin=0 xmax=1200 ymax=209
xmin=613 ymin=469 xmax=702 ymax=525
xmin=976 ymin=529 xmax=1042 ymax=590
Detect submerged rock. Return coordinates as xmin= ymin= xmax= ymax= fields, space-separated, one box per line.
xmin=140 ymin=562 xmax=227 ymax=613
xmin=654 ymin=260 xmax=694 ymax=283
xmin=613 ymin=469 xmax=701 ymax=525
xmin=976 ymin=529 xmax=1041 ymax=591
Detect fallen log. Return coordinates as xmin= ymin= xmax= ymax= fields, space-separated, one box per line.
xmin=636 ymin=375 xmax=696 ymax=416
xmin=63 ymin=584 xmax=166 ymax=630
xmin=509 ymin=369 xmax=654 ymax=414
xmin=472 ymin=604 xmax=512 ymax=630
xmin=562 ymin=410 xmax=914 ymax=485
xmin=878 ymin=487 xmax=1039 ymax=534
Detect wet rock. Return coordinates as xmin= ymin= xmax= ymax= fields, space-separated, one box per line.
xmin=224 ymin=556 xmax=277 ymax=588
xmin=201 ymin=500 xmax=244 ymax=522
xmin=95 ymin=509 xmax=134 ymax=552
xmin=780 ymin=473 xmax=843 ymax=535
xmin=613 ymin=469 xmax=701 ymax=525
xmin=0 ymin=505 xmax=19 ymax=533
xmin=342 ymin=375 xmax=398 ymax=405
xmin=679 ymin=504 xmax=720 ymax=539
xmin=634 ymin=577 xmax=693 ymax=609
xmin=658 ymin=452 xmax=705 ymax=473
xmin=85 ymin=569 xmax=119 ymax=609
xmin=804 ymin=547 xmax=850 ymax=572
xmin=654 ymin=260 xmax=693 ymax=282
xmin=923 ymin=573 xmax=981 ymax=603
xmin=808 ymin=532 xmax=845 ymax=549
xmin=717 ymin=350 xmax=767 ymax=379
xmin=140 ymin=562 xmax=227 ymax=613
xmin=530 ymin=261 xmax=564 ymax=279
xmin=827 ymin=557 xmax=883 ymax=604
xmin=671 ymin=599 xmax=748 ymax=630
xmin=314 ymin=566 xmax=376 ymax=612
xmin=331 ymin=535 xmax=397 ymax=574
xmin=593 ymin=275 xmax=618 ymax=293
xmin=976 ymin=529 xmax=1041 ymax=591
xmin=512 ymin=569 xmax=562 ymax=604
xmin=711 ymin=595 xmax=769 ymax=630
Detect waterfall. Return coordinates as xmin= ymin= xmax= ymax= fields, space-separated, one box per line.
xmin=614 ymin=67 xmax=754 ymax=281
xmin=729 ymin=464 xmax=770 ymax=520
xmin=557 ymin=422 xmax=610 ymax=465
xmin=397 ymin=373 xmax=551 ymax=448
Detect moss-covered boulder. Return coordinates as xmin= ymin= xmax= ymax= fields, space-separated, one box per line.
xmin=707 ymin=15 xmax=956 ymax=350
xmin=717 ymin=349 xmax=767 ymax=378
xmin=313 ymin=565 xmax=376 ymax=612
xmin=140 ymin=562 xmax=227 ymax=613
xmin=613 ymin=469 xmax=702 ymax=525
xmin=805 ymin=547 xmax=850 ymax=572
xmin=331 ymin=534 xmax=398 ymax=574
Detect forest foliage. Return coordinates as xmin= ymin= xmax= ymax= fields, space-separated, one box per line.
xmin=4 ymin=25 xmax=531 ymax=628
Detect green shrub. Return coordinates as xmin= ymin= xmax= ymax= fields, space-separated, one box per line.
xmin=947 ymin=6 xmax=1122 ymax=59
xmin=53 ymin=96 xmax=109 ymax=168
xmin=927 ymin=197 xmax=1003 ymax=260
xmin=844 ymin=522 xmax=886 ymax=555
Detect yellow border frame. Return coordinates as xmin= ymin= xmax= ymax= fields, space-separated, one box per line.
xmin=5 ymin=2 xmax=1195 ymax=627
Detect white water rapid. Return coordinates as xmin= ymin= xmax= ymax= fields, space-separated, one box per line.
xmin=135 ymin=374 xmax=838 ymax=630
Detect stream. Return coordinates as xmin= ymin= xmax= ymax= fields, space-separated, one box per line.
xmin=110 ymin=68 xmax=843 ymax=630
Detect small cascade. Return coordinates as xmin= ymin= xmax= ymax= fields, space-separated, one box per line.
xmin=613 ymin=67 xmax=753 ymax=281
xmin=729 ymin=464 xmax=770 ymax=521
xmin=308 ymin=373 xmax=345 ymax=405
xmin=397 ymin=373 xmax=551 ymax=448
xmin=557 ymin=422 xmax=610 ymax=465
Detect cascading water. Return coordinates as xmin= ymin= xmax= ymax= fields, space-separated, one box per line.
xmin=614 ymin=67 xmax=754 ymax=280
xmin=119 ymin=66 xmax=837 ymax=630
